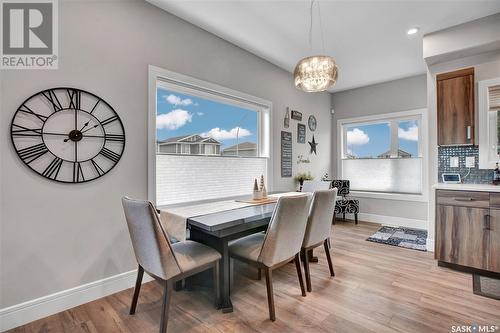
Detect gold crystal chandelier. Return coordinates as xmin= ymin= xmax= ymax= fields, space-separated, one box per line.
xmin=294 ymin=0 xmax=338 ymax=92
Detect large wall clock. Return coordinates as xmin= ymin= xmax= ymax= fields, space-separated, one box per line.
xmin=10 ymin=87 xmax=125 ymax=183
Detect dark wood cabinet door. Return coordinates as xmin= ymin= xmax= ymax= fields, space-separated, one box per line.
xmin=437 ymin=68 xmax=474 ymax=146
xmin=487 ymin=210 xmax=500 ymax=273
xmin=436 ymin=205 xmax=489 ymax=270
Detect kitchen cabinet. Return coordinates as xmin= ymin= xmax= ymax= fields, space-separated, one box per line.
xmin=437 ymin=67 xmax=475 ymax=145
xmin=435 ymin=189 xmax=500 ymax=273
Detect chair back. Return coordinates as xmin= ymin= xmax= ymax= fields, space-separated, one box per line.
xmin=121 ymin=197 xmax=181 ymax=280
xmin=301 ymin=180 xmax=331 ymax=193
xmin=332 ymin=180 xmax=350 ymax=197
xmin=258 ymin=195 xmax=310 ymax=267
xmin=302 ymin=189 xmax=337 ymax=248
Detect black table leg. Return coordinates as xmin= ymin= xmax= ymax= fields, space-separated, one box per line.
xmin=219 ymin=241 xmax=233 ymax=313
xmin=189 ymin=228 xmax=233 ymax=313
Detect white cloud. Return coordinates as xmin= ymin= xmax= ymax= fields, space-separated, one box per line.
xmin=156 ymin=109 xmax=192 ymax=130
xmin=398 ymin=125 xmax=419 ymax=141
xmin=197 ymin=112 xmax=204 ymax=116
xmin=164 ymin=94 xmax=194 ymax=106
xmin=346 ymin=128 xmax=369 ymax=145
xmin=201 ymin=127 xmax=252 ymax=141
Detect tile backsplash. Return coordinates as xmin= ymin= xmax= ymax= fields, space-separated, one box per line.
xmin=438 ymin=146 xmax=494 ymax=184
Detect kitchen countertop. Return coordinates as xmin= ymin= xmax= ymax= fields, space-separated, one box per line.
xmin=433 ymin=183 xmax=500 ymax=192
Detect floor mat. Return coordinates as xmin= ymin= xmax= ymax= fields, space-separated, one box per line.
xmin=366 ymin=226 xmax=427 ymax=251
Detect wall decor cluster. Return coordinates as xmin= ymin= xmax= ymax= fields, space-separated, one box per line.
xmin=297 ymin=123 xmax=306 ymax=143
xmin=297 ymin=154 xmax=310 ymax=164
xmin=281 ymin=131 xmax=292 ymax=177
xmin=10 ymin=87 xmax=125 ymax=183
xmin=308 ymin=115 xmax=317 ymax=131
xmin=291 ymin=110 xmax=303 ymax=121
xmin=284 ymin=107 xmax=290 ymax=128
xmin=308 ymin=135 xmax=318 ymax=155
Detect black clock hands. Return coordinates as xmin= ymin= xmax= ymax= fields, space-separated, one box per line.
xmin=81 ymin=124 xmax=100 ymax=134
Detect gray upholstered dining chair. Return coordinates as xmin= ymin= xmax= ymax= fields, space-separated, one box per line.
xmin=301 ymin=180 xmax=331 ymax=193
xmin=228 ymin=195 xmax=310 ymax=321
xmin=121 ymin=197 xmax=221 ymax=333
xmin=301 ymin=189 xmax=337 ymax=292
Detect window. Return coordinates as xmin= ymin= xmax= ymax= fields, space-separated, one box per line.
xmin=479 ymin=78 xmax=500 ymax=169
xmin=149 ymin=66 xmax=271 ymax=206
xmin=339 ymin=110 xmax=425 ymax=196
xmin=156 ymin=88 xmax=259 ymax=157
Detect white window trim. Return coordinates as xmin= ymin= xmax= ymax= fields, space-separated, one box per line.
xmin=336 ymin=108 xmax=428 ymax=202
xmin=478 ymin=77 xmax=500 ymax=169
xmin=148 ymin=65 xmax=273 ymax=204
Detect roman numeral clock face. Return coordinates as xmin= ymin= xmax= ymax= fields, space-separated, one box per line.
xmin=10 ymin=88 xmax=125 ymax=183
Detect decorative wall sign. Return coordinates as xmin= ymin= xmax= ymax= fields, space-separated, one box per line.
xmin=308 ymin=135 xmax=318 ymax=155
xmin=297 ymin=154 xmax=310 ymax=164
xmin=10 ymin=87 xmax=125 ymax=183
xmin=284 ymin=107 xmax=290 ymax=129
xmin=297 ymin=123 xmax=306 ymax=143
xmin=281 ymin=131 xmax=292 ymax=177
xmin=291 ymin=110 xmax=302 ymax=121
xmin=308 ymin=115 xmax=317 ymax=131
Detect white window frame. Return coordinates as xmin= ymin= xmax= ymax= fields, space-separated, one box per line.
xmin=148 ymin=65 xmax=273 ymax=204
xmin=337 ymin=108 xmax=428 ymax=202
xmin=478 ymin=77 xmax=500 ymax=169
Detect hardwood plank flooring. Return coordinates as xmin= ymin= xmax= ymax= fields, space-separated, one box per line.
xmin=7 ymin=221 xmax=500 ymax=333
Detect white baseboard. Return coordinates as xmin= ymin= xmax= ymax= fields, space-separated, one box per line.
xmin=426 ymin=238 xmax=435 ymax=252
xmin=357 ymin=212 xmax=428 ymax=230
xmin=0 ymin=269 xmax=153 ymax=332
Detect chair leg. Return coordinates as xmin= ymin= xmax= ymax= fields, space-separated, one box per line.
xmin=159 ymin=280 xmax=172 ymax=333
xmin=355 ymin=213 xmax=358 ymax=224
xmin=301 ymin=248 xmax=312 ymax=292
xmin=129 ymin=265 xmax=144 ymax=315
xmin=257 ymin=268 xmax=262 ymax=280
xmin=324 ymin=240 xmax=335 ymax=277
xmin=264 ymin=268 xmax=276 ymax=322
xmin=294 ymin=254 xmax=306 ymax=296
xmin=342 ymin=212 xmax=346 ymax=221
xmin=213 ymin=261 xmax=220 ymax=309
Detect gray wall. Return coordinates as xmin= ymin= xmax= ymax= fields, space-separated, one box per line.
xmin=331 ymin=74 xmax=428 ymax=221
xmin=0 ymin=0 xmax=331 ymax=308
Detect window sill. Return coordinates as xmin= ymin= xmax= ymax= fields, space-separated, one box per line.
xmin=349 ymin=190 xmax=428 ymax=202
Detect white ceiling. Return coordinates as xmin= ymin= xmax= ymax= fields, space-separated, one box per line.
xmin=147 ymin=0 xmax=500 ymax=92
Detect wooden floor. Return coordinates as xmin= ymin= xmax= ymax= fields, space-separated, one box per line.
xmin=8 ymin=221 xmax=500 ymax=333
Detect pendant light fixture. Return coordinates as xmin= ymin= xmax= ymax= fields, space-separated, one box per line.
xmin=294 ymin=0 xmax=338 ymax=92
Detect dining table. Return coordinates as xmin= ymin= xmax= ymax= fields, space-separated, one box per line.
xmin=159 ymin=192 xmax=312 ymax=313
xmin=187 ymin=201 xmax=277 ymax=313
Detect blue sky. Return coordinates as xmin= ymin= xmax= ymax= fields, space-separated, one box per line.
xmin=156 ymin=87 xmax=257 ymax=149
xmin=346 ymin=120 xmax=418 ymax=158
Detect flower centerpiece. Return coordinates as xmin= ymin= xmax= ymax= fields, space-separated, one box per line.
xmin=294 ymin=171 xmax=313 ymax=191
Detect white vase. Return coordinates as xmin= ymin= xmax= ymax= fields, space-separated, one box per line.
xmin=253 ymin=190 xmax=263 ymax=200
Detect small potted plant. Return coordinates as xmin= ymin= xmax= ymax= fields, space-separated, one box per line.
xmin=294 ymin=171 xmax=313 ymax=191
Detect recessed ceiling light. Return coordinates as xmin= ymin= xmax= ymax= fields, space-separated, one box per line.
xmin=407 ymin=27 xmax=419 ymax=35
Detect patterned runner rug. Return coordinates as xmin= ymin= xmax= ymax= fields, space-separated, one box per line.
xmin=366 ymin=226 xmax=427 ymax=251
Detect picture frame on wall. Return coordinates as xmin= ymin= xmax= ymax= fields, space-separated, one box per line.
xmin=291 ymin=110 xmax=302 ymax=121
xmin=297 ymin=123 xmax=306 ymax=143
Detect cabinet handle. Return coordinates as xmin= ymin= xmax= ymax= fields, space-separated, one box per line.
xmin=454 ymin=197 xmax=474 ymax=201
xmin=467 ymin=126 xmax=471 ymax=140
xmin=484 ymin=214 xmax=491 ymax=230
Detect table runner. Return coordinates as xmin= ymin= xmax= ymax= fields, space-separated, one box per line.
xmin=159 ymin=192 xmax=302 ymax=241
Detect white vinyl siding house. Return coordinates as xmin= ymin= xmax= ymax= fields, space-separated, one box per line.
xmin=157 ymin=134 xmax=221 ymax=155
